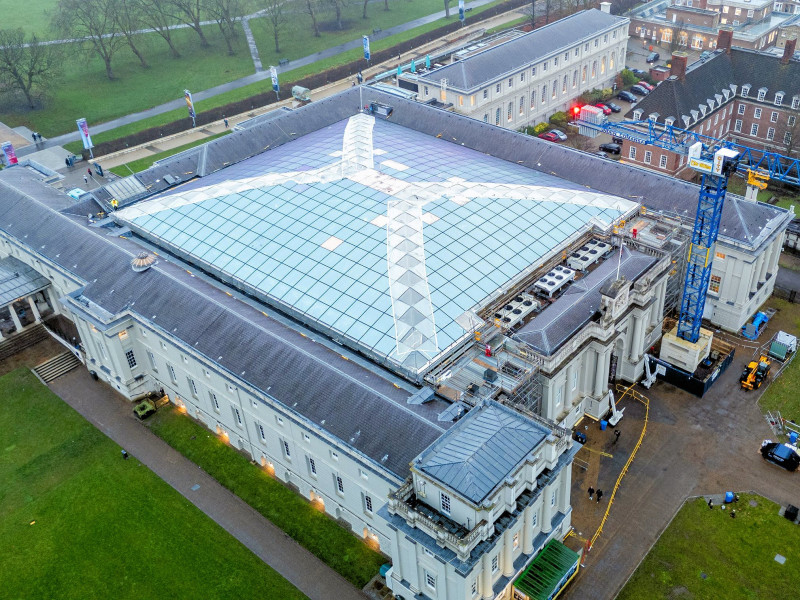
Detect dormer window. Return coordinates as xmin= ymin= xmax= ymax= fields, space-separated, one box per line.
xmin=793 ymin=96 xmax=800 ymax=110
xmin=775 ymin=92 xmax=784 ymax=106
xmin=741 ymin=85 xmax=751 ymax=97
xmin=633 ymin=109 xmax=643 ymax=120
xmin=757 ymin=87 xmax=767 ymax=101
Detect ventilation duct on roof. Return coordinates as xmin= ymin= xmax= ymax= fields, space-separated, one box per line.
xmin=131 ymin=252 xmax=158 ymax=272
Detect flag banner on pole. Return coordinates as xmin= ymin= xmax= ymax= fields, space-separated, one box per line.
xmin=184 ymin=90 xmax=195 ymax=118
xmin=459 ymin=0 xmax=465 ymax=22
xmin=270 ymin=66 xmax=279 ymax=92
xmin=1 ymin=141 xmax=18 ymax=166
xmin=76 ymin=118 xmax=93 ymax=150
xmin=362 ymin=35 xmax=371 ymax=61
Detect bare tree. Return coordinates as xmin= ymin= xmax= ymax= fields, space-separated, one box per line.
xmin=305 ymin=0 xmax=321 ymax=36
xmin=262 ymin=0 xmax=286 ymax=52
xmin=170 ymin=0 xmax=210 ymax=47
xmin=785 ymin=107 xmax=800 ymax=157
xmin=567 ymin=134 xmax=594 ymax=152
xmin=322 ymin=0 xmax=347 ymax=29
xmin=53 ymin=0 xmax=125 ymax=80
xmin=444 ymin=0 xmax=451 ymax=18
xmin=113 ymin=0 xmax=149 ymax=68
xmin=0 ymin=29 xmax=61 ymax=108
xmin=384 ymin=0 xmax=389 ymax=10
xmin=136 ymin=0 xmax=181 ymax=57
xmin=204 ymin=0 xmax=243 ymax=55
xmin=362 ymin=0 xmax=369 ymax=18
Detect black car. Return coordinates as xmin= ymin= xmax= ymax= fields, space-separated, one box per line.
xmin=760 ymin=441 xmax=800 ymax=471
xmin=646 ymin=51 xmax=660 ymax=63
xmin=598 ymin=142 xmax=621 ymax=154
xmin=617 ymin=91 xmax=636 ymax=102
xmin=606 ymin=102 xmax=622 ymax=113
xmin=630 ymin=84 xmax=649 ymax=96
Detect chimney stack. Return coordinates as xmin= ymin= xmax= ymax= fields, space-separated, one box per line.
xmin=600 ymin=1 xmax=612 ymax=13
xmin=670 ymin=52 xmax=689 ymax=80
xmin=717 ymin=29 xmax=733 ymax=54
xmin=782 ymin=38 xmax=797 ymax=65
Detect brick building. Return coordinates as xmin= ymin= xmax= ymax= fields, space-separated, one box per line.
xmin=620 ymin=30 xmax=800 ymax=179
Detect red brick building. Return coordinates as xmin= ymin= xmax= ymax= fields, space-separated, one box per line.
xmin=621 ymin=31 xmax=800 ymax=178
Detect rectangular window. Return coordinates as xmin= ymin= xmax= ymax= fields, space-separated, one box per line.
xmin=709 ymin=274 xmax=721 ymax=294
xmin=571 ymin=370 xmax=577 ymax=390
xmin=210 ymin=392 xmax=220 ymax=411
xmin=513 ymin=532 xmax=519 ymax=550
xmin=336 ymin=475 xmax=344 ymax=494
xmin=788 ymin=115 xmax=796 ymax=126
xmin=629 ymin=146 xmax=637 ymax=160
xmin=365 ymin=495 xmax=373 ymax=513
xmin=644 ymin=150 xmax=652 ymax=164
xmin=784 ymin=131 xmax=792 ymax=145
xmin=309 ymin=456 xmax=317 ymax=475
xmin=771 ymin=111 xmax=778 ymax=123
xmin=750 ymin=123 xmax=759 ymax=136
xmin=754 ymin=108 xmax=762 ymax=119
xmin=767 ymin=127 xmax=775 ymax=141
xmin=758 ymin=90 xmax=766 ymax=101
xmin=532 ymin=511 xmax=538 ymax=527
xmin=483 ymin=89 xmax=488 ymax=99
xmin=508 ymin=77 xmax=513 ymax=87
xmin=472 ymin=580 xmax=478 ymax=597
xmin=188 ymin=377 xmax=198 ymax=397
xmin=441 ymin=492 xmax=451 ymax=515
xmin=520 ymin=72 xmax=524 ymax=82
xmin=425 ymin=571 xmax=436 ymax=591
xmin=147 ymin=350 xmax=157 ymax=370
xmin=168 ymin=364 xmax=177 ymax=383
xmin=283 ymin=440 xmax=291 ymax=458
xmin=458 ymin=95 xmax=463 ymax=106
xmin=234 ymin=407 xmax=243 ymax=426
xmin=734 ymin=119 xmax=742 ymax=132
xmin=659 ymin=155 xmax=668 ymax=168
xmin=792 ymin=97 xmax=799 ymax=110
xmin=715 ymin=251 xmax=726 ymax=260
xmin=738 ymin=104 xmax=745 ymax=115
xmin=124 ymin=349 xmax=136 ymax=369
xmin=492 ymin=555 xmax=499 ymax=573
xmin=496 ymin=83 xmax=500 ymax=93
xmin=551 ymin=489 xmax=557 ymax=506
xmin=258 ymin=423 xmax=266 ymax=442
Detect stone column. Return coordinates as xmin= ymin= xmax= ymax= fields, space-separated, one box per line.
xmin=45 ymin=287 xmax=61 ymax=315
xmin=754 ymin=254 xmax=765 ymax=286
xmin=759 ymin=248 xmax=769 ymax=283
xmin=629 ymin=314 xmax=642 ymax=361
xmin=481 ymin=550 xmax=493 ymax=599
xmin=502 ymin=529 xmax=514 ymax=577
xmin=748 ymin=259 xmax=760 ymax=295
xmin=27 ymin=296 xmax=41 ymax=323
xmin=566 ymin=364 xmax=575 ymax=403
xmin=593 ymin=349 xmax=604 ymax=397
xmin=541 ymin=485 xmax=553 ymax=534
xmin=9 ymin=304 xmax=23 ymax=333
xmin=522 ymin=505 xmax=534 ymax=555
xmin=601 ymin=348 xmax=611 ymax=391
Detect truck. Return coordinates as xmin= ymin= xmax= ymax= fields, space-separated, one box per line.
xmin=739 ymin=355 xmax=771 ymax=390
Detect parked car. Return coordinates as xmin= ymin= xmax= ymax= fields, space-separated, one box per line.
xmin=598 ymin=142 xmax=621 ymax=154
xmin=630 ymin=84 xmax=650 ymax=96
xmin=637 ymin=81 xmax=654 ymax=91
xmin=594 ymin=151 xmax=609 ymax=158
xmin=617 ymin=90 xmax=637 ymax=102
xmin=646 ymin=51 xmax=660 ymax=63
xmin=550 ymin=129 xmax=568 ymax=141
xmin=538 ymin=131 xmax=560 ymax=142
xmin=606 ymin=102 xmax=622 ymax=113
xmin=595 ymin=103 xmax=612 ymax=116
xmin=631 ymin=68 xmax=648 ymax=77
xmin=699 ymin=50 xmax=713 ymax=61
xmin=760 ymin=440 xmax=800 ymax=472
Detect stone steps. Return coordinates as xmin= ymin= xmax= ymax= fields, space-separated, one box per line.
xmin=0 ymin=324 xmax=49 ymax=362
xmin=34 ymin=351 xmax=83 ymax=383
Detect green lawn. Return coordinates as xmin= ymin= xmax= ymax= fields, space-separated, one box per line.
xmin=618 ymin=495 xmax=800 ymax=600
xmin=109 ymin=130 xmax=231 ymax=176
xmin=148 ymin=406 xmax=385 ymax=587
xmin=0 ymin=0 xmax=59 ymax=38
xmin=0 ymin=26 xmax=253 ymax=136
xmin=0 ymin=368 xmax=306 ymax=600
xmin=758 ymin=298 xmax=800 ymax=422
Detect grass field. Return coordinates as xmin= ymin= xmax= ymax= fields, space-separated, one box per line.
xmin=109 ymin=130 xmax=230 ymax=176
xmin=758 ymin=298 xmax=800 ymax=422
xmin=617 ymin=494 xmax=800 ymax=600
xmin=148 ymin=406 xmax=385 ymax=588
xmin=0 ymin=368 xmax=306 ymax=600
xmin=0 ymin=26 xmax=253 ymax=136
xmin=0 ymin=0 xmax=59 ymax=38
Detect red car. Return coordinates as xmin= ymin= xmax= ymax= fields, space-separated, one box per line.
xmin=637 ymin=81 xmax=654 ymax=91
xmin=595 ymin=103 xmax=612 ymax=116
xmin=538 ymin=131 xmax=560 ymax=142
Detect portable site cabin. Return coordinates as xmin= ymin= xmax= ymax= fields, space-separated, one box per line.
xmin=512 ymin=540 xmax=580 ymax=600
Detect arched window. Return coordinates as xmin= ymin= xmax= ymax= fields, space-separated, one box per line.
xmin=592 ymin=61 xmax=597 ymax=78
xmin=495 ymin=108 xmax=500 ymax=125
xmin=519 ymin=96 xmax=525 ymax=115
xmin=572 ymin=70 xmax=578 ymax=88
xmin=562 ymin=75 xmax=567 ymax=93
xmin=542 ymin=84 xmax=547 ymax=103
xmin=601 ymin=57 xmax=606 ymax=75
xmin=507 ymin=102 xmax=513 ymax=121
xmin=552 ymin=79 xmax=557 ymax=98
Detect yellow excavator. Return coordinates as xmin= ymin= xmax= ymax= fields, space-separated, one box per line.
xmin=739 ymin=355 xmax=771 ymax=391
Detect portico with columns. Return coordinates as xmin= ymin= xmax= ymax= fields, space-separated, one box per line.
xmin=0 ymin=256 xmax=56 ymax=340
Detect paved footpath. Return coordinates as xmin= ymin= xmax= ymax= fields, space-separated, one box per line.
xmin=49 ymin=368 xmax=368 ymax=600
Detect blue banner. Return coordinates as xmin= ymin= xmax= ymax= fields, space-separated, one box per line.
xmin=459 ymin=0 xmax=465 ymax=22
xmin=270 ymin=66 xmax=279 ymax=93
xmin=363 ymin=35 xmax=371 ymax=61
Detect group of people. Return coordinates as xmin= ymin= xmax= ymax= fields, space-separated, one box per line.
xmin=587 ymin=487 xmax=604 ymax=503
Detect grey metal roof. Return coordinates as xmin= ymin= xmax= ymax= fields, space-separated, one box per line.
xmin=0 ymin=166 xmax=449 ymax=478
xmin=415 ymin=400 xmax=550 ymax=504
xmin=0 ymin=255 xmax=49 ymax=307
xmin=513 ymin=246 xmax=657 ymax=355
xmin=418 ymin=9 xmax=628 ymax=91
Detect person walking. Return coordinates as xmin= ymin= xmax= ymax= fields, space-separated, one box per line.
xmin=223 ymin=118 xmax=229 ymax=128
xmin=587 ymin=486 xmax=594 ymax=500
xmin=708 ymin=498 xmax=714 ymax=509
xmin=87 ymin=167 xmax=92 ymax=178
xmin=121 ymin=449 xmax=129 ymax=459
xmin=613 ymin=429 xmax=621 ymax=444
xmin=596 ymin=489 xmax=604 ymax=503
xmin=83 ymin=174 xmax=88 ymax=184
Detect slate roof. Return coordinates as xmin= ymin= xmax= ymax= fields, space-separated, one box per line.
xmin=0 ymin=255 xmax=50 ymax=306
xmin=513 ymin=246 xmax=657 ymax=355
xmin=414 ymin=400 xmax=550 ymax=505
xmin=0 ymin=166 xmax=450 ymax=479
xmin=624 ymin=48 xmax=800 ymax=124
xmin=417 ymin=9 xmax=628 ymax=92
